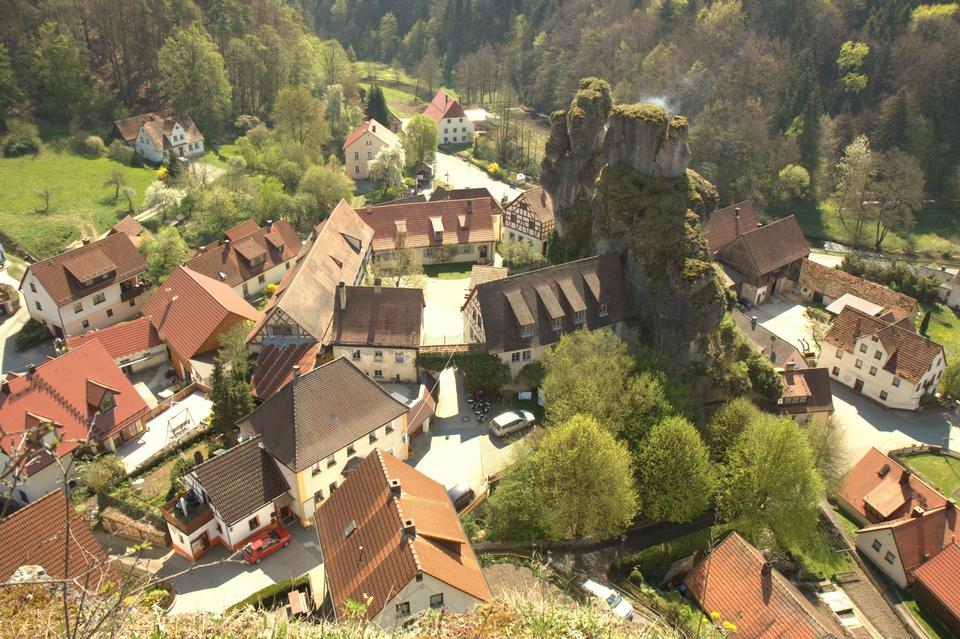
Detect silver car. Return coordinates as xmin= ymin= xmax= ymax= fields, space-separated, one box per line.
xmin=489 ymin=409 xmax=535 ymax=437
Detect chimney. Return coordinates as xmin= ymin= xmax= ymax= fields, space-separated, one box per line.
xmin=912 ymin=506 xmax=925 ymax=518
xmin=466 ymin=200 xmax=473 ymax=214
xmin=198 ymin=245 xmax=206 ymax=254
xmin=374 ymin=278 xmax=382 ymax=293
xmin=26 ymin=363 xmax=36 ymax=376
xmin=292 ymin=365 xmax=301 ymax=379
xmin=372 ymin=123 xmax=376 ymax=133
xmin=734 ymin=207 xmax=741 ymax=237
xmin=786 ymin=360 xmax=797 ymax=370
xmin=761 ymin=562 xmax=772 ymax=577
xmin=750 ymin=315 xmax=758 ymax=331
xmin=388 ymin=478 xmax=401 ymax=498
xmin=224 ymin=238 xmax=231 ymax=247
xmin=1 ymin=376 xmax=9 ymax=394
xmin=357 ymin=544 xmax=364 ymax=566
xmin=365 ymin=204 xmax=372 ymax=215
xmin=81 ymin=237 xmax=91 ymax=246
xmin=403 ymin=519 xmax=416 ymax=538
xmin=900 ymin=470 xmax=912 ymax=485
xmin=338 ymin=281 xmax=346 ymax=309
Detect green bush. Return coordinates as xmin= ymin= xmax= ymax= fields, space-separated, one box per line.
xmin=416 ymin=351 xmax=510 ymax=396
xmin=80 ymin=454 xmax=127 ymax=494
xmin=226 ymin=575 xmax=308 ymax=613
xmin=14 ymin=319 xmax=50 ymax=351
xmin=3 ymin=119 xmax=42 ymax=157
xmin=610 ymin=525 xmax=732 ymax=585
xmin=82 ymin=135 xmax=108 ymax=158
xmin=107 ymin=139 xmax=135 ymax=165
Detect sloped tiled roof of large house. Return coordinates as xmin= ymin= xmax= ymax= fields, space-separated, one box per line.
xmin=184 ymin=219 xmax=302 ymax=289
xmin=342 ymin=118 xmax=399 ymax=150
xmin=189 ymin=436 xmax=289 ymax=526
xmin=356 ymin=198 xmax=497 ymax=252
xmin=704 ymin=201 xmax=761 ymax=256
xmin=424 ymin=90 xmax=467 ymax=122
xmin=238 ymin=358 xmax=408 ymax=473
xmin=0 ymin=341 xmax=150 ymax=472
xmin=473 ymin=254 xmax=630 ymax=353
xmin=824 ymin=306 xmax=944 ymax=384
xmin=250 ymin=200 xmax=374 ymax=344
xmin=717 ymin=215 xmax=809 ymax=277
xmin=838 ymin=448 xmax=947 ymax=523
xmin=0 ymin=490 xmax=116 ymax=588
xmin=798 ymin=259 xmax=917 ymax=323
xmin=330 ymin=285 xmax=424 ymax=349
xmin=316 ymin=450 xmax=491 ymax=620
xmin=434 ymin=187 xmax=503 ymax=211
xmin=684 ymin=532 xmax=839 ymax=639
xmin=505 ymin=187 xmax=555 ymax=224
xmin=113 ymin=109 xmax=175 ymax=143
xmin=912 ymin=542 xmax=960 ymax=624
xmin=108 ymin=215 xmax=146 ymax=240
xmin=21 ymin=233 xmax=146 ymax=306
xmin=66 ymin=317 xmax=162 ymax=361
xmin=250 ymin=342 xmax=321 ymax=400
xmin=140 ymin=113 xmax=203 ymax=150
xmin=732 ymin=310 xmax=808 ymax=369
xmin=858 ymin=503 xmax=958 ymax=580
xmin=143 ymin=266 xmax=262 ymax=360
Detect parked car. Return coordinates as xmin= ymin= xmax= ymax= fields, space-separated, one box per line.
xmin=582 ymin=579 xmax=633 ymax=621
xmin=446 ymin=483 xmax=475 ymax=512
xmin=489 ymin=410 xmax=535 ymax=437
xmin=241 ymin=527 xmax=292 ymax=564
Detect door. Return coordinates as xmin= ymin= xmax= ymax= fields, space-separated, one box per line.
xmin=854 ymin=378 xmax=865 ymax=393
xmin=813 ymin=292 xmax=824 ymax=305
xmin=479 ymin=245 xmax=488 ymax=259
xmin=190 ymin=531 xmax=209 ymax=555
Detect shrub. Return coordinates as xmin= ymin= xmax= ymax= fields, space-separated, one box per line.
xmin=2 ymin=119 xmax=42 ymax=157
xmin=82 ymin=135 xmax=107 ymax=158
xmin=14 ymin=319 xmax=50 ymax=351
xmin=487 ymin=162 xmax=506 ymax=179
xmin=80 ymin=454 xmax=127 ymax=494
xmin=107 ymin=139 xmax=135 ymax=164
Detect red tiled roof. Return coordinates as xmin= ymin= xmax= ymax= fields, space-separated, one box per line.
xmin=357 ymin=198 xmax=496 ymax=252
xmin=65 ymin=317 xmax=162 ymax=361
xmin=504 ymin=187 xmax=554 ymax=224
xmin=109 ymin=215 xmax=146 ymax=239
xmin=185 ymin=219 xmax=302 ymax=289
xmin=912 ymin=542 xmax=960 ymax=621
xmin=22 ymin=234 xmax=146 ymax=306
xmin=407 ymin=385 xmax=436 ymax=434
xmin=143 ymin=266 xmax=262 ymax=361
xmin=859 ymin=505 xmax=958 ymax=580
xmin=250 ymin=342 xmax=320 ymax=400
xmin=113 ymin=109 xmax=175 ymax=143
xmin=316 ymin=450 xmax=491 ymax=621
xmin=0 ymin=491 xmax=116 ymax=589
xmin=330 ymin=286 xmax=424 ymax=349
xmin=778 ymin=367 xmax=833 ymax=415
xmin=342 ymin=118 xmax=399 ymax=150
xmin=824 ymin=306 xmax=944 ymax=384
xmin=717 ymin=215 xmax=809 ymax=278
xmin=140 ymin=113 xmax=203 ymax=151
xmin=424 ymin=90 xmax=467 ymax=123
xmin=684 ymin=532 xmax=838 ymax=639
xmin=838 ymin=448 xmax=946 ymax=524
xmin=704 ymin=201 xmax=761 ymax=256
xmin=0 ymin=341 xmax=150 ymax=470
xmin=798 ymin=259 xmax=917 ymax=323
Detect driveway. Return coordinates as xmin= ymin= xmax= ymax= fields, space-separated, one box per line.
xmin=421 ymin=277 xmax=470 ymax=345
xmin=409 ymin=369 xmax=523 ymax=492
xmin=434 ymin=152 xmax=524 ymax=203
xmin=746 ymin=297 xmax=815 ymax=352
xmin=0 ymin=265 xmax=55 ymax=373
xmin=161 ymin=524 xmax=323 ymax=615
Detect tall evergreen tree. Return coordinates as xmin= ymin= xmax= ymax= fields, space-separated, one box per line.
xmin=364 ymin=85 xmax=390 ymax=126
xmin=798 ymin=83 xmax=823 ymax=202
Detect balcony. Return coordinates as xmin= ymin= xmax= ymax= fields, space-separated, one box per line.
xmin=162 ymin=492 xmax=214 ymax=534
xmin=120 ymin=277 xmax=151 ymax=302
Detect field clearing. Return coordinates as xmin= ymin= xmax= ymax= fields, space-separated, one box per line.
xmin=0 ymin=151 xmax=156 ymax=258
xmin=925 ymin=303 xmax=960 ymax=364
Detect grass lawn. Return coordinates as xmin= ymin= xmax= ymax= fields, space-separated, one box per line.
xmin=832 ymin=505 xmax=862 ymax=538
xmin=901 ymin=590 xmax=954 ymax=639
xmin=790 ymin=202 xmax=960 ymax=259
xmin=787 ymin=527 xmax=853 ymax=580
xmin=127 ymin=439 xmax=215 ymax=507
xmin=924 ymin=303 xmax=960 ymax=364
xmin=359 ymin=80 xmax=424 ymax=119
xmin=0 ymin=151 xmax=156 ymax=258
xmin=902 ymin=453 xmax=960 ymax=498
xmin=424 ymin=262 xmax=475 ymax=279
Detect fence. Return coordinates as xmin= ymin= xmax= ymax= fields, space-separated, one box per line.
xmin=140 ymin=382 xmax=212 ymax=423
xmin=889 ymin=443 xmax=960 ymax=463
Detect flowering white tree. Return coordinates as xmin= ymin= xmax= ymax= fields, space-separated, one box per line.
xmin=367 ymin=145 xmax=405 ymax=190
xmin=142 ymin=180 xmax=186 ymax=217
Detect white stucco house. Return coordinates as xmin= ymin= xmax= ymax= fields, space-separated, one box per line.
xmin=113 ymin=110 xmax=205 ymax=164
xmin=424 ymin=90 xmax=474 ymax=146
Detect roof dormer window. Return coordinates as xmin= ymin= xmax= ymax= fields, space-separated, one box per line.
xmin=521 ymin=323 xmax=534 ymax=338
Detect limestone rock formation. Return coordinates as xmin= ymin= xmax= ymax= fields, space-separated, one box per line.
xmin=541 ymin=78 xmax=724 ymax=361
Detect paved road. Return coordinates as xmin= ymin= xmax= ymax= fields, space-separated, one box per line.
xmin=434 ymin=152 xmax=524 ymax=203
xmin=0 ymin=265 xmax=55 ymax=373
xmin=421 ymin=277 xmax=469 ymax=345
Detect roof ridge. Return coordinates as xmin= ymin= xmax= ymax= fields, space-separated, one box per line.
xmin=378 ymin=450 xmax=423 ymax=574
xmin=476 ymin=254 xmax=605 ymax=289
xmin=190 ymin=435 xmax=261 ymax=474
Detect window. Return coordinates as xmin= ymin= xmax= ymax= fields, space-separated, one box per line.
xmin=433 ymin=231 xmax=442 ymax=242
xmin=574 ymin=310 xmax=584 ymax=324
xmin=872 ymin=539 xmax=882 ymax=552
xmin=312 ymin=463 xmax=322 ymax=477
xmin=82 ymin=319 xmax=90 ymax=330
xmin=353 ymin=151 xmax=359 ymax=160
xmin=893 ymin=377 xmax=901 ymax=387
xmin=30 ymin=282 xmax=36 ymax=293
xmin=511 ymin=352 xmax=520 ymax=362
xmin=374 ymin=350 xmax=383 ymax=362
xmin=367 ymin=151 xmax=372 ymax=160
xmin=430 ymin=593 xmax=444 ymax=609
xmin=327 ymin=454 xmax=336 ymax=467
xmin=106 ymin=308 xmax=113 ymax=318
xmin=552 ymin=317 xmax=562 ymax=331
xmin=314 ymin=489 xmax=325 ymax=502
xmin=396 ymin=602 xmax=411 ymax=618
xmin=374 ymin=369 xmax=383 ymax=378
xmin=329 ymin=481 xmax=337 ymax=494
xmin=880 ymin=390 xmax=888 ymax=401
xmin=258 ymin=274 xmax=266 ymax=284
xmin=832 ymin=366 xmax=840 ymax=376
xmin=855 ymin=359 xmax=863 ymax=369
xmin=216 ymin=522 xmax=222 ymax=533
xmin=835 ymin=349 xmax=843 ymax=359
xmin=884 ymin=551 xmax=895 ymax=564
xmin=35 ymin=301 xmax=42 ymax=311
xmin=354 ymin=165 xmax=360 ymax=174
xmin=347 ymin=445 xmax=356 ymax=456
xmin=248 ymin=516 xmax=260 ymax=531
xmin=395 ymin=351 xmax=404 ymax=363
xmin=869 ymin=366 xmax=877 ymax=376
xmin=459 ymin=118 xmax=463 ymax=123
xmin=73 ymin=302 xmax=83 ymax=313
xmin=93 ymin=292 xmax=106 ymax=305
xmin=369 ymin=432 xmax=378 ymax=444
xmin=520 ymin=323 xmax=534 ymax=338
xmin=599 ymin=303 xmax=608 ymax=317
xmin=874 ymin=351 xmax=882 ymax=360
xmin=522 ymin=350 xmax=531 ymax=360
xmin=859 ymin=343 xmax=868 ymax=353
xmin=385 ymin=423 xmax=394 ymax=434
xmin=352 ymin=350 xmax=361 ymax=361
xmin=509 ymin=232 xmax=515 ymax=240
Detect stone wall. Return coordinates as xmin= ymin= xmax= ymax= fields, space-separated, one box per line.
xmin=100 ymin=507 xmax=169 ymax=546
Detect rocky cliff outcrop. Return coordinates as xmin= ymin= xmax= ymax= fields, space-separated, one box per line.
xmin=541 ymin=78 xmax=724 ymax=361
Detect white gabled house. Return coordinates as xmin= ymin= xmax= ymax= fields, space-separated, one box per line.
xmin=113 ymin=110 xmax=205 ymax=165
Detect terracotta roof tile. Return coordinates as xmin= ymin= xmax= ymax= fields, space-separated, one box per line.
xmin=342 ymin=119 xmax=400 ymax=150
xmin=778 ymin=367 xmax=833 ymax=415
xmin=504 ymin=187 xmax=554 ymax=225
xmin=0 ymin=342 xmax=150 ymax=471
xmin=717 ymin=215 xmax=809 ymax=278
xmin=113 ymin=109 xmax=174 ymax=143
xmin=859 ymin=505 xmax=958 ymax=580
xmin=238 ymin=358 xmax=408 ymax=472
xmin=912 ymin=542 xmax=960 ymax=621
xmin=732 ymin=310 xmax=807 ymax=369
xmin=798 ymin=259 xmax=917 ymax=323
xmin=185 ymin=220 xmax=302 ymax=289
xmin=684 ymin=532 xmax=838 ymax=639
xmin=331 ymin=286 xmax=424 ymax=349
xmin=0 ymin=491 xmax=116 ymax=589
xmin=316 ymin=450 xmax=491 ymax=621
xmin=424 ymin=91 xmax=467 ymax=123
xmin=704 ymin=201 xmax=761 ymax=256
xmin=357 ymin=198 xmax=496 ymax=252
xmin=407 ymin=386 xmax=436 ymax=434
xmin=838 ymin=448 xmax=946 ymax=524
xmin=250 ymin=342 xmax=320 ymax=400
xmin=109 ymin=215 xmax=146 ymax=239
xmin=467 ymin=265 xmax=508 ymax=297
xmin=824 ymin=306 xmax=944 ymax=384
xmin=65 ymin=317 xmax=162 ymax=361
xmin=143 ymin=266 xmax=262 ymax=360
xmin=22 ymin=234 xmax=146 ymax=306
